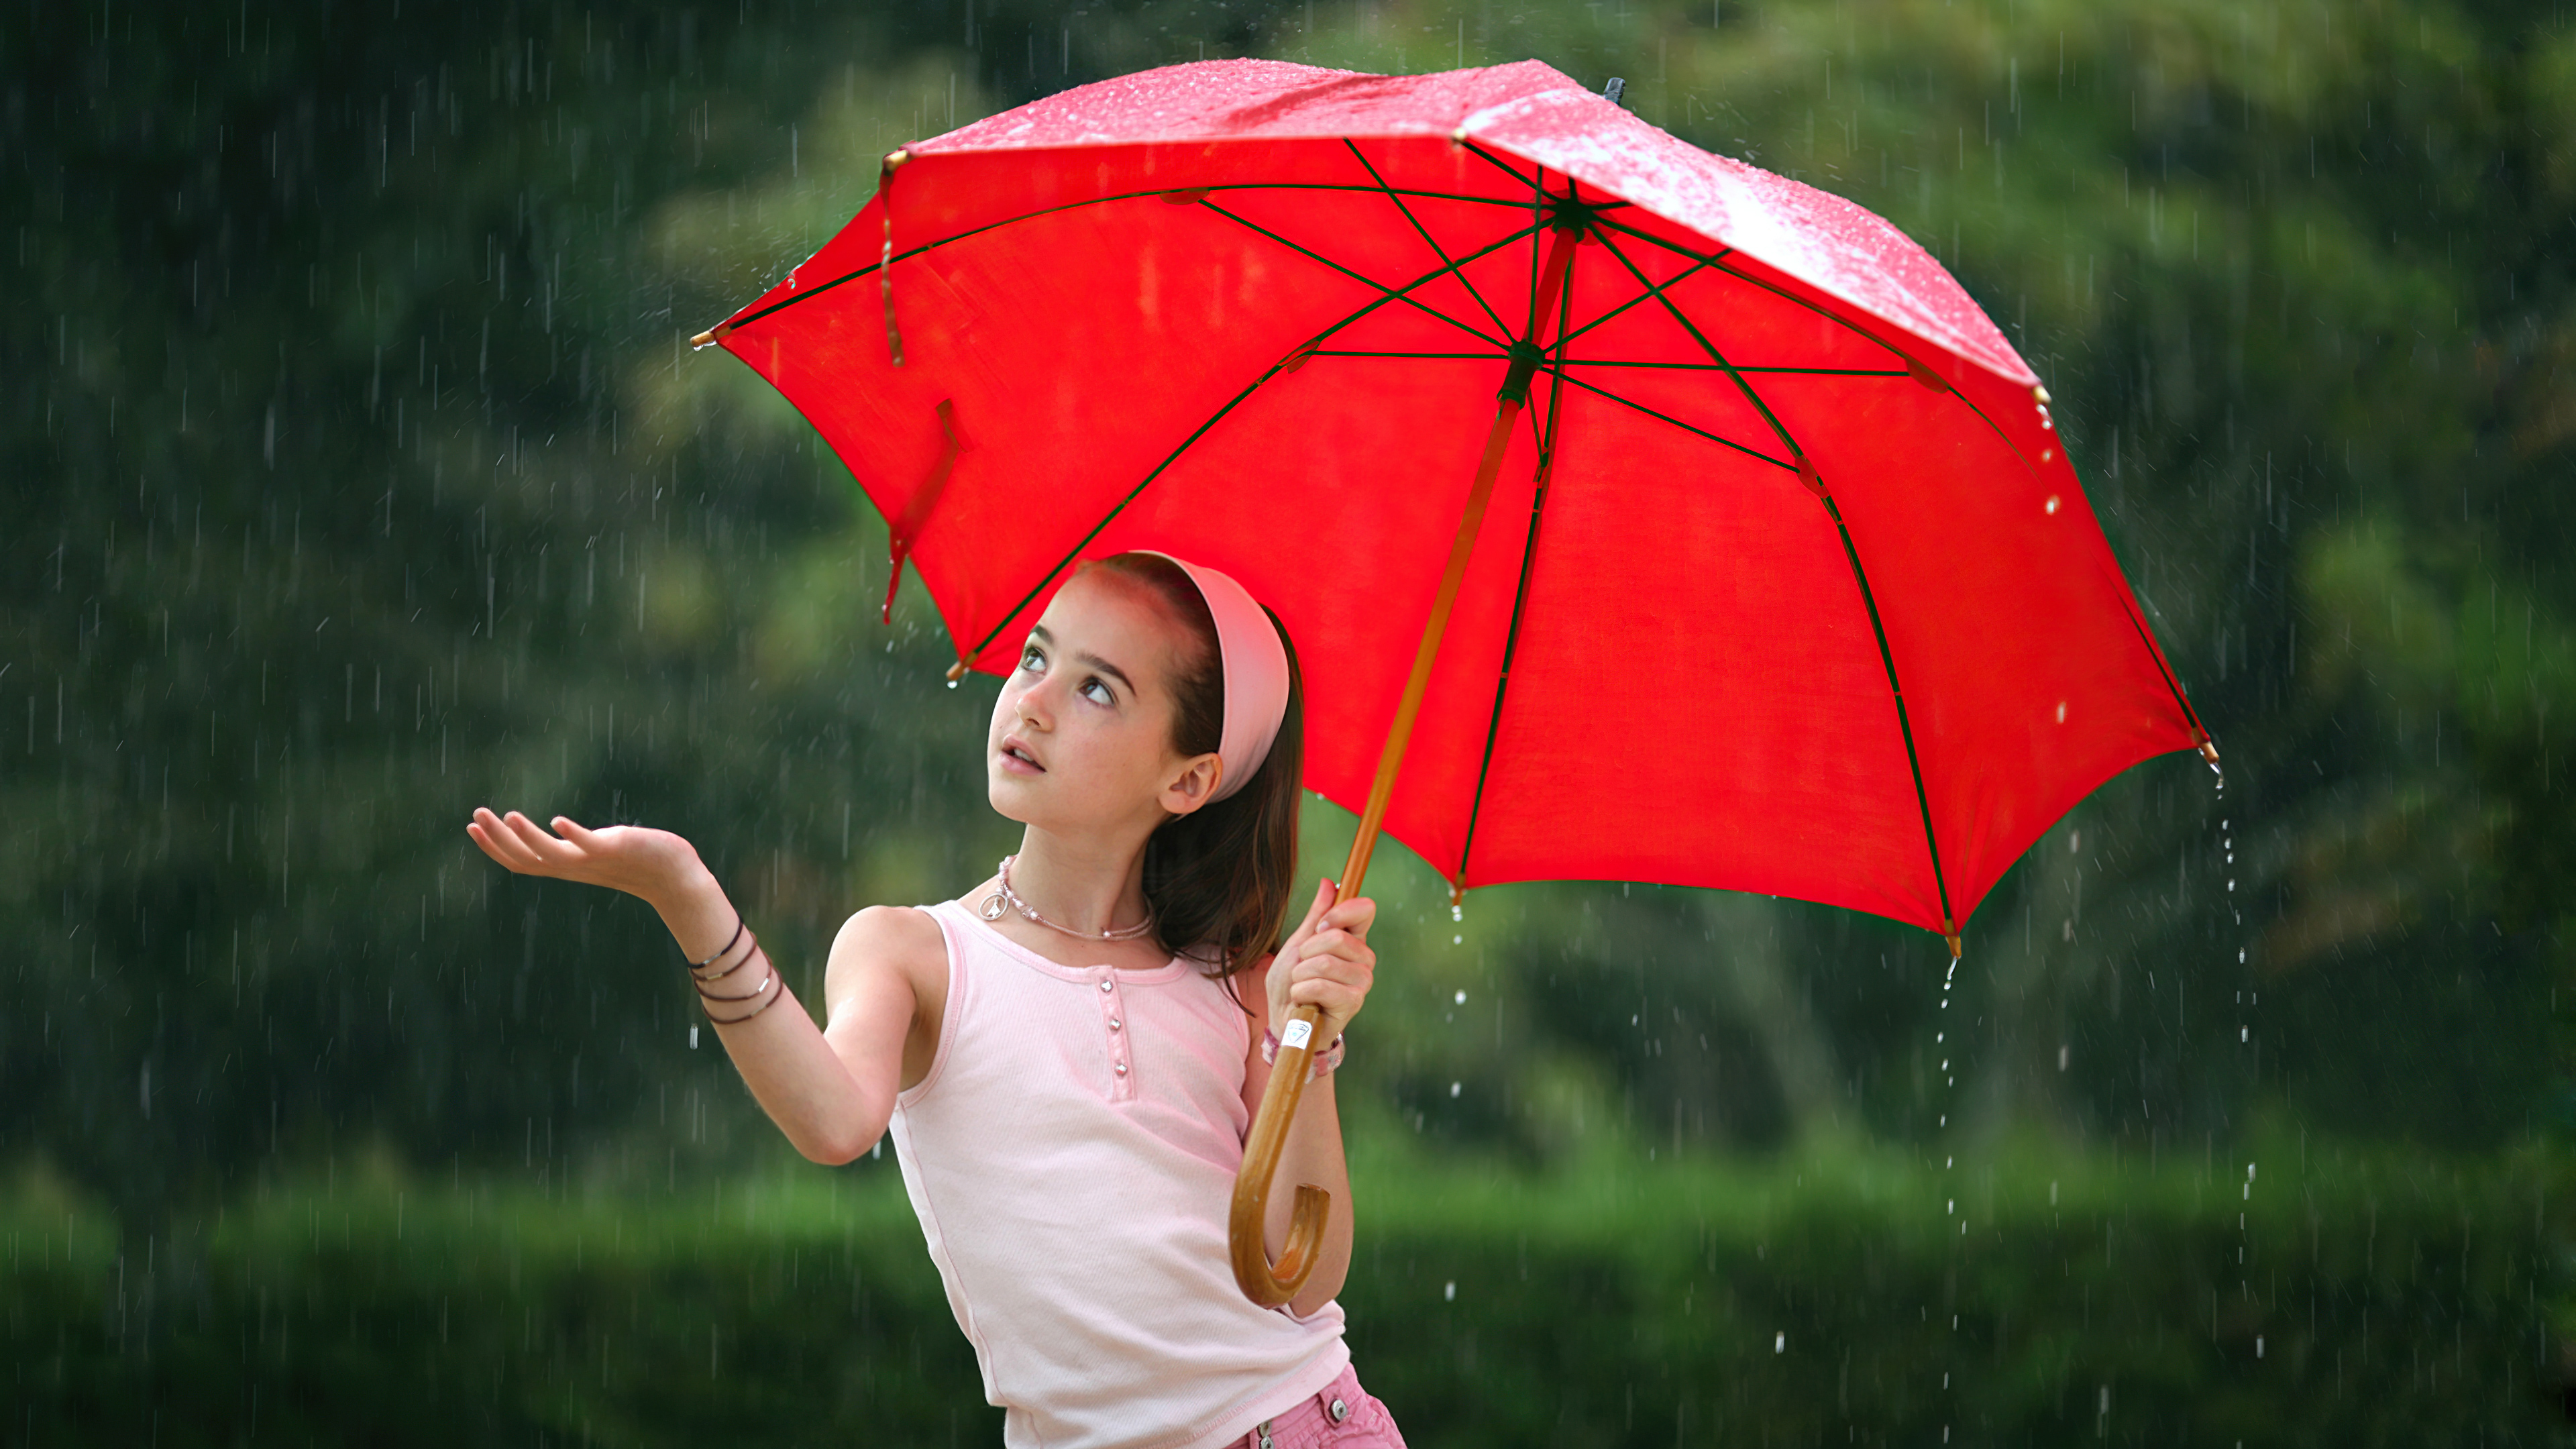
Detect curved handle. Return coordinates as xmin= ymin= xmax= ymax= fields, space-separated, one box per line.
xmin=1228 ymin=1002 xmax=1332 ymax=1306
xmin=1226 ymin=227 xmax=1585 ymax=1305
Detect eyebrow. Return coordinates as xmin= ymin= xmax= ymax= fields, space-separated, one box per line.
xmin=1028 ymin=625 xmax=1137 ymax=696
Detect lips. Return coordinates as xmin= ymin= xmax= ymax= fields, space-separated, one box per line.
xmin=998 ymin=735 xmax=1045 ymax=773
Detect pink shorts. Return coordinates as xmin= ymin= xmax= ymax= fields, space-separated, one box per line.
xmin=1228 ymin=1362 xmax=1405 ymax=1448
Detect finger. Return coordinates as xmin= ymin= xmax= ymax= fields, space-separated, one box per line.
xmin=1290 ymin=951 xmax=1373 ymax=991
xmin=468 ymin=820 xmax=547 ymax=875
xmin=1286 ymin=968 xmax=1363 ymax=1002
xmin=488 ymin=817 xmax=574 ymax=875
xmin=500 ymin=810 xmax=575 ymax=861
xmin=464 ymin=821 xmax=514 ymax=865
xmin=469 ymin=809 xmax=531 ymax=857
xmin=553 ymin=816 xmax=603 ymax=847
xmin=1298 ymin=925 xmax=1376 ymax=961
xmin=1290 ymin=877 xmax=1336 ymax=938
xmin=1301 ymin=944 xmax=1375 ymax=979
xmin=1320 ymin=896 xmax=1377 ymax=937
xmin=1295 ymin=928 xmax=1350 ymax=963
xmin=1285 ymin=977 xmax=1366 ymax=1023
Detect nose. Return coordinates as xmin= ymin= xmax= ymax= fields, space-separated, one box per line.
xmin=1014 ymin=674 xmax=1057 ymax=730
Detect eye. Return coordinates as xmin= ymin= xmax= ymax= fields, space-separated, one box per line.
xmin=1018 ymin=644 xmax=1045 ymax=674
xmin=1080 ymin=676 xmax=1115 ymax=705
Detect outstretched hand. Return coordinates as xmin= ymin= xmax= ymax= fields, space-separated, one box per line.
xmin=1268 ymin=877 xmax=1377 ymax=1049
xmin=466 ymin=808 xmax=709 ymax=908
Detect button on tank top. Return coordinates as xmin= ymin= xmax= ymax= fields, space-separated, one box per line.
xmin=888 ymin=900 xmax=1349 ymax=1449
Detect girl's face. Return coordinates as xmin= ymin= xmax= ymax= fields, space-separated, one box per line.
xmin=986 ymin=570 xmax=1221 ymax=836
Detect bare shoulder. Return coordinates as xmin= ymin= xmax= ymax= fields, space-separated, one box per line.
xmin=824 ymin=904 xmax=947 ymax=1004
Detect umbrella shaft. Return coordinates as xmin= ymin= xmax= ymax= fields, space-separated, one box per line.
xmin=1232 ymin=223 xmax=1582 ymax=1309
xmin=1336 ymin=394 xmax=1523 ymax=900
xmin=1334 ymin=222 xmax=1580 ymax=903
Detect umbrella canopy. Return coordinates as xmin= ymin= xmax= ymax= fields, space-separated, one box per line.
xmin=699 ymin=58 xmax=2210 ymax=947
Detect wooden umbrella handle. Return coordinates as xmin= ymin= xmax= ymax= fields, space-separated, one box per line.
xmin=1227 ymin=221 xmax=1584 ymax=1306
xmin=1228 ymin=996 xmax=1335 ymax=1305
xmin=1226 ymin=392 xmax=1528 ymax=1308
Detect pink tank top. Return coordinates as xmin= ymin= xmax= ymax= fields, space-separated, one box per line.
xmin=888 ymin=900 xmax=1349 ymax=1449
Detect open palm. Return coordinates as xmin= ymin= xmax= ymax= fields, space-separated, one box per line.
xmin=466 ymin=808 xmax=703 ymax=906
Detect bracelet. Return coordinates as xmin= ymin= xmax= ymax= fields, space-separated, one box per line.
xmin=695 ymin=944 xmax=772 ymax=1000
xmin=701 ymin=961 xmax=789 ymax=1026
xmin=692 ymin=927 xmax=760 ymax=985
xmin=688 ymin=918 xmax=746 ymax=972
xmin=1261 ymin=1024 xmax=1345 ymax=1080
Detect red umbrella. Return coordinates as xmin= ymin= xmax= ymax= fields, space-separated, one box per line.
xmin=692 ymin=58 xmax=2213 ymax=1304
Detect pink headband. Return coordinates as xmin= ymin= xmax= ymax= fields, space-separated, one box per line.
xmin=1137 ymin=553 xmax=1289 ymax=803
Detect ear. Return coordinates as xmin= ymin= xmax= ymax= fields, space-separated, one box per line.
xmin=1159 ymin=751 xmax=1225 ymax=818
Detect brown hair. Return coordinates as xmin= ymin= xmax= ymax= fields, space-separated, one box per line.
xmin=1087 ymin=552 xmax=1304 ymax=987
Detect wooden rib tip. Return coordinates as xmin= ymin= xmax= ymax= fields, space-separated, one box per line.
xmin=2199 ymin=739 xmax=2222 ymax=765
xmin=689 ymin=325 xmax=726 ymax=350
xmin=884 ymin=148 xmax=911 ymax=170
xmin=945 ymin=659 xmax=970 ymax=683
xmin=1943 ymin=932 xmax=1962 ymax=959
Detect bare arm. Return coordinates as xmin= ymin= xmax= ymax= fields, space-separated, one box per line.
xmin=1241 ymin=879 xmax=1378 ymax=1318
xmin=465 ymin=808 xmax=934 ymax=1165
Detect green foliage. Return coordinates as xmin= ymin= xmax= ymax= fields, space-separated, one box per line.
xmin=7 ymin=1138 xmax=2561 ymax=1445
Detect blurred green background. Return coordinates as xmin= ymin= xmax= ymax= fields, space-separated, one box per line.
xmin=5 ymin=0 xmax=2573 ymax=1442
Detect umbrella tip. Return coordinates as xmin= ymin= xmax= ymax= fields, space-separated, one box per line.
xmin=884 ymin=148 xmax=911 ymax=171
xmin=946 ymin=659 xmax=970 ymax=685
xmin=690 ymin=325 xmax=729 ymax=350
xmin=1602 ymin=77 xmax=1627 ymax=108
xmin=1944 ymin=932 xmax=1962 ymax=960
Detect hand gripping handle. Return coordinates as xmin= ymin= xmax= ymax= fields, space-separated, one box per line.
xmin=1227 ymin=1000 xmax=1332 ymax=1305
xmin=1226 ymin=222 xmax=1587 ymax=1305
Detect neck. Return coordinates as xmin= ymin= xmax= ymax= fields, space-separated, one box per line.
xmin=1007 ymin=826 xmax=1153 ymax=935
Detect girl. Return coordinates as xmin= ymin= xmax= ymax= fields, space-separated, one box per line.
xmin=466 ymin=551 xmax=1407 ymax=1449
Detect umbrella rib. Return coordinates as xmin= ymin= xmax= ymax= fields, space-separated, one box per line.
xmin=1593 ymin=229 xmax=1808 ymax=462
xmin=1589 ymin=215 xmax=1943 ymax=374
xmin=1596 ymin=208 xmax=2167 ymax=793
xmin=1456 ymin=230 xmax=1585 ymax=893
xmin=1565 ymin=360 xmax=1910 ymax=376
xmin=1554 ymin=252 xmax=1725 ymax=346
xmin=1588 ymin=214 xmax=2066 ymax=497
xmin=713 ymin=182 xmax=1530 ymax=334
xmin=1344 ymin=140 xmax=1515 ymax=340
xmin=1197 ymin=201 xmax=1506 ymax=350
xmin=1594 ymin=232 xmax=1964 ymax=939
xmin=1817 ymin=493 xmax=1962 ymax=939
xmin=1452 ymin=139 xmax=1641 ymax=210
xmin=960 ymin=221 xmax=1550 ymax=663
xmin=1309 ymin=350 xmax=1507 ymax=362
xmin=1550 ymin=370 xmax=1792 ymax=471
xmin=1455 ymin=138 xmax=1542 ymax=194
xmin=2114 ymin=588 xmax=2214 ymax=746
